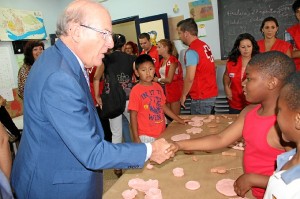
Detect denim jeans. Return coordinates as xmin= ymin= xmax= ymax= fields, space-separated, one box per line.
xmin=190 ymin=97 xmax=216 ymax=115
xmin=122 ymin=114 xmax=132 ymax=142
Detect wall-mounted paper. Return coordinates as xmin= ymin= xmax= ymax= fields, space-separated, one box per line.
xmin=198 ymin=24 xmax=207 ymax=37
xmin=0 ymin=7 xmax=47 ymax=41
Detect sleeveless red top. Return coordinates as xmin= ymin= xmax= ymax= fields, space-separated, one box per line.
xmin=243 ymin=105 xmax=284 ymax=199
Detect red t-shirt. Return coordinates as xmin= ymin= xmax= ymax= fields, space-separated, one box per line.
xmin=225 ymin=56 xmax=247 ymax=110
xmin=128 ymin=82 xmax=166 ymax=138
xmin=243 ymin=105 xmax=284 ymax=199
xmin=140 ymin=45 xmax=160 ymax=75
xmin=257 ymin=39 xmax=292 ymax=54
xmin=157 ymin=56 xmax=183 ymax=103
xmin=287 ymin=24 xmax=300 ymax=71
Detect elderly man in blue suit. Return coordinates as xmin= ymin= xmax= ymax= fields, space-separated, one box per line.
xmin=11 ymin=1 xmax=173 ymax=198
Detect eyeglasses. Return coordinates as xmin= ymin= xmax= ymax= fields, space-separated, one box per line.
xmin=80 ymin=24 xmax=112 ymax=41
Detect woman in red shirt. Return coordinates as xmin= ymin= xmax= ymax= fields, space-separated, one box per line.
xmin=223 ymin=33 xmax=260 ymax=114
xmin=155 ymin=39 xmax=183 ymax=115
xmin=257 ymin=17 xmax=292 ymax=57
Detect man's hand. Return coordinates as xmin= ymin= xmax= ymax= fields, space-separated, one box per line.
xmin=150 ymin=138 xmax=175 ymax=164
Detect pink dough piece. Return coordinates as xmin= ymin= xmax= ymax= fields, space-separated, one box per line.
xmin=208 ymin=115 xmax=215 ymax=120
xmin=188 ymin=121 xmax=204 ymax=127
xmin=185 ymin=181 xmax=201 ymax=190
xmin=172 ymin=167 xmax=184 ymax=177
xmin=232 ymin=146 xmax=244 ymax=151
xmin=191 ymin=116 xmax=205 ymax=121
xmin=207 ymin=123 xmax=217 ymax=128
xmin=186 ymin=127 xmax=203 ymax=134
xmin=122 ymin=189 xmax=138 ymax=199
xmin=203 ymin=118 xmax=212 ymax=123
xmin=171 ymin=133 xmax=191 ymax=141
xmin=146 ymin=163 xmax=154 ymax=170
xmin=128 ymin=178 xmax=158 ymax=193
xmin=192 ymin=156 xmax=199 ymax=161
xmin=145 ymin=188 xmax=163 ymax=199
xmin=216 ymin=179 xmax=237 ymax=197
xmin=222 ymin=151 xmax=237 ymax=156
xmin=210 ymin=167 xmax=227 ymax=174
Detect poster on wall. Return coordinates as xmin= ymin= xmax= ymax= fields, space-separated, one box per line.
xmin=140 ymin=20 xmax=165 ymax=46
xmin=140 ymin=14 xmax=170 ymax=46
xmin=188 ymin=0 xmax=214 ymax=22
xmin=0 ymin=8 xmax=47 ymax=41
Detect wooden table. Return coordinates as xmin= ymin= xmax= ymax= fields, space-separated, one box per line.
xmin=103 ymin=115 xmax=254 ymax=199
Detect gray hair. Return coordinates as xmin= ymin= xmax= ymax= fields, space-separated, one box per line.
xmin=56 ymin=1 xmax=89 ymax=37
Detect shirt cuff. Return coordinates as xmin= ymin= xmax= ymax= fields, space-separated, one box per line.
xmin=145 ymin=143 xmax=152 ymax=162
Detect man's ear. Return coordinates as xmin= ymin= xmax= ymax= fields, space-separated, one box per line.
xmin=70 ymin=24 xmax=81 ymax=43
xmin=295 ymin=113 xmax=300 ymax=130
xmin=268 ymin=76 xmax=279 ymax=90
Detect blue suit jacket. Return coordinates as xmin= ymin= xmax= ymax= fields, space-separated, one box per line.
xmin=11 ymin=39 xmax=146 ymax=199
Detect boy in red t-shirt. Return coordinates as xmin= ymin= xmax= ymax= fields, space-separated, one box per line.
xmin=128 ymin=54 xmax=186 ymax=143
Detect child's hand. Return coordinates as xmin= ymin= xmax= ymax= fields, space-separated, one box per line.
xmin=177 ymin=118 xmax=191 ymax=125
xmin=234 ymin=173 xmax=253 ymax=197
xmin=165 ymin=142 xmax=179 ymax=154
xmin=133 ymin=137 xmax=141 ymax=143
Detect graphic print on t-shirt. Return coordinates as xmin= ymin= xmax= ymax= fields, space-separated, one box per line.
xmin=140 ymin=89 xmax=164 ymax=124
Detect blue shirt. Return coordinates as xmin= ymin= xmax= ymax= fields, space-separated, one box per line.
xmin=185 ymin=49 xmax=199 ymax=67
xmin=276 ymin=149 xmax=300 ymax=184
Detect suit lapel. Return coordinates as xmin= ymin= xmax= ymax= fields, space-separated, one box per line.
xmin=55 ymin=40 xmax=96 ymax=110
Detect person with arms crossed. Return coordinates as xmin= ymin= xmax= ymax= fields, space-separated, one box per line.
xmin=177 ymin=18 xmax=218 ymax=114
xmin=263 ymin=72 xmax=300 ymax=199
xmin=170 ymin=51 xmax=296 ymax=199
xmin=129 ymin=54 xmax=187 ymax=143
xmin=11 ymin=1 xmax=174 ymax=198
xmin=223 ymin=33 xmax=260 ymax=114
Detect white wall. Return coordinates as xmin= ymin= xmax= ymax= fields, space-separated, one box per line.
xmin=1 ymin=0 xmax=221 ymax=67
xmin=102 ymin=0 xmax=221 ymax=59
